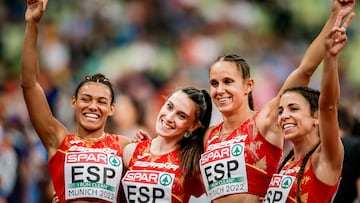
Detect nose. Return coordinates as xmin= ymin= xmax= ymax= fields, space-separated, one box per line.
xmin=88 ymin=100 xmax=98 ymax=110
xmin=279 ymin=109 xmax=290 ymax=120
xmin=215 ymin=83 xmax=226 ymax=94
xmin=164 ymin=111 xmax=176 ymax=122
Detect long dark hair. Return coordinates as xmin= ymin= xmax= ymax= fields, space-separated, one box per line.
xmin=177 ymin=87 xmax=212 ymax=178
xmin=210 ymin=54 xmax=254 ymax=110
xmin=278 ymin=143 xmax=319 ymax=203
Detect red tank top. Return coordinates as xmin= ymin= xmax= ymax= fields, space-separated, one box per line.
xmin=122 ymin=140 xmax=204 ymax=203
xmin=200 ymin=114 xmax=282 ymax=200
xmin=276 ymin=156 xmax=340 ymax=203
xmin=48 ymin=133 xmax=124 ymax=203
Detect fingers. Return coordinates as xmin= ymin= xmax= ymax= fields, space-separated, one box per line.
xmin=341 ymin=12 xmax=355 ymax=30
xmin=334 ymin=11 xmax=344 ymax=28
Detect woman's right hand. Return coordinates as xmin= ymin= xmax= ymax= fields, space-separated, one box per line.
xmin=25 ymin=0 xmax=48 ymax=23
xmin=132 ymin=129 xmax=152 ymax=143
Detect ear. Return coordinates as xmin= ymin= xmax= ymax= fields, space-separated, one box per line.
xmin=189 ymin=121 xmax=201 ymax=132
xmin=108 ymin=104 xmax=115 ymax=116
xmin=246 ymin=78 xmax=254 ymax=94
xmin=71 ymin=96 xmax=76 ymax=109
xmin=312 ymin=111 xmax=319 ymax=126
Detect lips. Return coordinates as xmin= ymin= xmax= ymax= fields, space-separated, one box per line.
xmin=84 ymin=113 xmax=100 ymax=120
xmin=217 ymin=96 xmax=231 ymax=104
xmin=283 ymin=124 xmax=295 ymax=129
xmin=161 ymin=119 xmax=174 ymax=129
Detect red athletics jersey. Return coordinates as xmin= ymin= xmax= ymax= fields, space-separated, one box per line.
xmin=122 ymin=140 xmax=204 ymax=203
xmin=200 ymin=113 xmax=282 ymax=200
xmin=270 ymin=156 xmax=340 ymax=203
xmin=48 ymin=133 xmax=124 ymax=203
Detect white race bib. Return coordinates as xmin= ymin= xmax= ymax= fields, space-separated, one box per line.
xmin=263 ymin=174 xmax=295 ymax=203
xmin=200 ymin=136 xmax=248 ymax=200
xmin=64 ymin=151 xmax=123 ymax=202
xmin=122 ymin=170 xmax=175 ymax=203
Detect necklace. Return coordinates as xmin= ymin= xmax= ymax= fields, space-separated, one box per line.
xmin=77 ymin=132 xmax=106 ymax=141
xmin=219 ymin=130 xmax=232 ymax=136
xmin=218 ymin=128 xmax=234 ymax=142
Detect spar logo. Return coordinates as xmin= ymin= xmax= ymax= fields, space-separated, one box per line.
xmin=159 ymin=174 xmax=172 ymax=186
xmin=231 ymin=144 xmax=243 ymax=156
xmin=109 ymin=156 xmax=121 ymax=167
xmin=269 ymin=175 xmax=294 ymax=189
xmin=281 ymin=177 xmax=293 ymax=189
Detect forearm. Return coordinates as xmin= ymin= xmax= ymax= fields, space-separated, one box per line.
xmin=21 ymin=22 xmax=40 ymax=88
xmin=278 ymin=10 xmax=339 ymax=95
xmin=320 ymin=53 xmax=340 ymax=108
xmin=298 ymin=11 xmax=338 ymax=77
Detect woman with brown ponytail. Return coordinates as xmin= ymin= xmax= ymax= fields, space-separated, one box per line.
xmin=263 ymin=11 xmax=355 ymax=203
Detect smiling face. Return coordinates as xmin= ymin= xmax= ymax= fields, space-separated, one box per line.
xmin=209 ymin=61 xmax=253 ymax=115
xmin=72 ymin=82 xmax=114 ymax=133
xmin=156 ymin=91 xmax=200 ymax=141
xmin=278 ymin=91 xmax=318 ymax=142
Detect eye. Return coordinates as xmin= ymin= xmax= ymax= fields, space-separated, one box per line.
xmin=166 ymin=102 xmax=173 ymax=110
xmin=177 ymin=113 xmax=187 ymax=120
xmin=210 ymin=80 xmax=218 ymax=87
xmin=224 ymin=78 xmax=234 ymax=84
xmin=80 ymin=96 xmax=90 ymax=102
xmin=278 ymin=108 xmax=283 ymax=115
xmin=99 ymin=100 xmax=108 ymax=105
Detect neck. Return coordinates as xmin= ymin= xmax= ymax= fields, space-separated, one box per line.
xmin=150 ymin=136 xmax=179 ymax=155
xmin=76 ymin=131 xmax=106 ymax=141
xmin=292 ymin=138 xmax=319 ymax=161
xmin=221 ymin=110 xmax=254 ymax=133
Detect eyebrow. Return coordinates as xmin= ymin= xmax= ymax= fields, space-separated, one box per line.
xmin=167 ymin=100 xmax=191 ymax=119
xmin=80 ymin=93 xmax=109 ymax=101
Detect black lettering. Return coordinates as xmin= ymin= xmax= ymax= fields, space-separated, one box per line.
xmin=204 ymin=166 xmax=213 ymax=184
xmin=153 ymin=188 xmax=165 ymax=203
xmin=103 ymin=167 xmax=115 ymax=183
xmin=264 ymin=190 xmax=283 ymax=203
xmin=127 ymin=185 xmax=137 ymax=201
xmin=72 ymin=166 xmax=84 ymax=182
xmin=138 ymin=186 xmax=150 ymax=203
xmin=264 ymin=190 xmax=272 ymax=203
xmin=226 ymin=160 xmax=238 ymax=178
xmin=87 ymin=166 xmax=100 ymax=182
xmin=273 ymin=191 xmax=282 ymax=202
xmin=214 ymin=163 xmax=225 ymax=181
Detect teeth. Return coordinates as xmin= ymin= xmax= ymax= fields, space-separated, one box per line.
xmin=283 ymin=124 xmax=295 ymax=129
xmin=218 ymin=97 xmax=230 ymax=102
xmin=85 ymin=113 xmax=99 ymax=119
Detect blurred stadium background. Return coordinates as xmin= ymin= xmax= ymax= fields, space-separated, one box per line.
xmin=0 ymin=0 xmax=359 ymax=202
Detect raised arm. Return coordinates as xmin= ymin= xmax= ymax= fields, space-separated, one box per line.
xmin=21 ymin=0 xmax=66 ymax=156
xmin=279 ymin=0 xmax=354 ymax=93
xmin=258 ymin=0 xmax=355 ymax=147
xmin=318 ymin=12 xmax=354 ymax=175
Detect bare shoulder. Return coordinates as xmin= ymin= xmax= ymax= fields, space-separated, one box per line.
xmin=203 ymin=125 xmax=216 ymax=146
xmin=123 ymin=142 xmax=139 ymax=168
xmin=116 ymin=134 xmax=132 ymax=149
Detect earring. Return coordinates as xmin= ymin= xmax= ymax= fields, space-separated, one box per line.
xmin=184 ymin=131 xmax=191 ymax=138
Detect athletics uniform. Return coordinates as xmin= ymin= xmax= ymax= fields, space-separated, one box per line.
xmin=200 ymin=114 xmax=282 ymax=201
xmin=263 ymin=156 xmax=340 ymax=203
xmin=122 ymin=140 xmax=203 ymax=203
xmin=48 ymin=133 xmax=124 ymax=203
